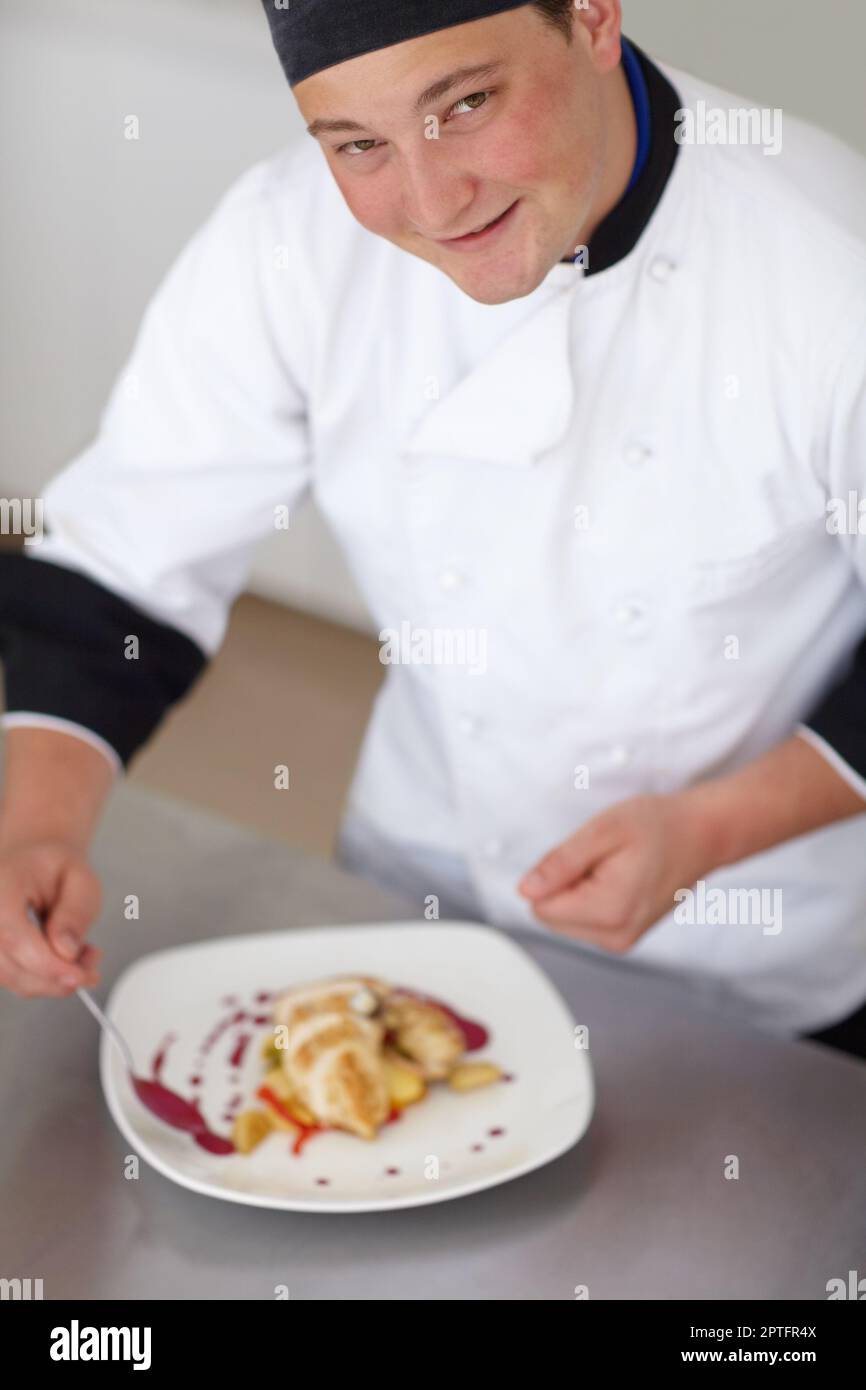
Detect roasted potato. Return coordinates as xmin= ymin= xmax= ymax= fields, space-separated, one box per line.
xmin=232 ymin=1109 xmax=273 ymax=1154
xmin=383 ymin=1051 xmax=427 ymax=1108
xmin=448 ymin=1062 xmax=503 ymax=1093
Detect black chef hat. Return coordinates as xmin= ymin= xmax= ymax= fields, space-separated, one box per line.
xmin=261 ymin=0 xmax=532 ymax=87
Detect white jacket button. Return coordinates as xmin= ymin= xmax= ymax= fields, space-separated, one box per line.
xmin=648 ymin=255 xmax=677 ymax=283
xmin=438 ymin=567 xmax=467 ymax=592
xmin=613 ymin=599 xmax=649 ymax=629
xmin=624 ymin=441 xmax=654 ymax=468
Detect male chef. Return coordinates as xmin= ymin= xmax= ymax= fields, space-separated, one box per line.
xmin=1 ymin=1 xmax=865 ymax=1057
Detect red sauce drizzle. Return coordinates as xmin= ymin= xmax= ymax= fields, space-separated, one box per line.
xmin=194 ymin=1130 xmax=235 ymax=1156
xmin=132 ymin=1077 xmax=235 ymax=1156
xmin=229 ymin=1034 xmax=252 ymax=1069
xmin=151 ymin=1034 xmax=175 ymax=1080
xmin=132 ymin=1031 xmax=236 ymax=1156
xmin=199 ymin=1010 xmax=247 ymax=1059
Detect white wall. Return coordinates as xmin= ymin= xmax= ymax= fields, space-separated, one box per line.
xmin=2 ymin=0 xmax=864 ymax=631
xmin=0 ymin=0 xmax=370 ymax=630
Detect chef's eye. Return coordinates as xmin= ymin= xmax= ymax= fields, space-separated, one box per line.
xmin=338 ymin=138 xmax=383 ymax=156
xmin=448 ymin=90 xmax=493 ymax=118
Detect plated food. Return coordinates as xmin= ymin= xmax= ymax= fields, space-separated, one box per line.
xmin=232 ymin=974 xmax=503 ymax=1152
xmin=103 ymin=924 xmax=592 ymax=1212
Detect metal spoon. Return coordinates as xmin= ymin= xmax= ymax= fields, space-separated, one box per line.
xmin=25 ymin=902 xmax=134 ymax=1070
xmin=26 ymin=903 xmax=234 ymax=1152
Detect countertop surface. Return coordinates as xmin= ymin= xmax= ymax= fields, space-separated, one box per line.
xmin=2 ymin=781 xmax=864 ymax=1300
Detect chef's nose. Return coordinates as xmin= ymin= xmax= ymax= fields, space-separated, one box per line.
xmin=400 ymin=145 xmax=478 ymax=239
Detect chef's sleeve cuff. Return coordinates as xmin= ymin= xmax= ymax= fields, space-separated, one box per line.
xmin=795 ymin=726 xmax=866 ymax=805
xmin=0 ymin=552 xmax=208 ymax=768
xmin=0 ymin=711 xmax=124 ymax=776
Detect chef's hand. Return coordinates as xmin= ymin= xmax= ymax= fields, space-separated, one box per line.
xmin=517 ymin=735 xmax=866 ymax=952
xmin=517 ymin=793 xmax=715 ymax=952
xmin=0 ymin=841 xmax=103 ymax=997
xmin=0 ymin=726 xmax=113 ymax=998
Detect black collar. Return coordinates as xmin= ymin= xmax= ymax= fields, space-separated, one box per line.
xmin=561 ymin=40 xmax=682 ymax=274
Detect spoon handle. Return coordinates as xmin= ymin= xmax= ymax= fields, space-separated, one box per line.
xmin=76 ymin=985 xmax=135 ymax=1073
xmin=25 ymin=902 xmax=134 ymax=1073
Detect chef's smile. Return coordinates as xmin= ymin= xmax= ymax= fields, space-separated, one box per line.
xmin=436 ymin=197 xmax=522 ymax=249
xmin=295 ymin=7 xmax=637 ymax=304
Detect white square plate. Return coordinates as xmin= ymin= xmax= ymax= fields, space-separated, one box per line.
xmin=100 ymin=923 xmax=594 ymax=1213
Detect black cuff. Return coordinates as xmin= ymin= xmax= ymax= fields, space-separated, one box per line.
xmin=803 ymin=629 xmax=866 ymax=783
xmin=0 ymin=553 xmax=208 ymax=766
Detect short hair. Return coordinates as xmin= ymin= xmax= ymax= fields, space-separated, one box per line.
xmin=530 ymin=0 xmax=576 ymax=40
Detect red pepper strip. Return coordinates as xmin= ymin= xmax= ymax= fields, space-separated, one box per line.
xmin=257 ymin=1085 xmax=323 ymax=1152
xmin=257 ymin=1084 xmax=307 ymax=1128
xmin=292 ymin=1128 xmax=319 ymax=1155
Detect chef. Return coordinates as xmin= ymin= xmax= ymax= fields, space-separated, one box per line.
xmin=1 ymin=0 xmax=865 ymax=1057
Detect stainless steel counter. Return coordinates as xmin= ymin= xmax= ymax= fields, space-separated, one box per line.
xmin=1 ymin=781 xmax=864 ymax=1300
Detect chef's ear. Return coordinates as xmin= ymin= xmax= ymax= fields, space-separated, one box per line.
xmin=568 ymin=0 xmax=626 ymax=75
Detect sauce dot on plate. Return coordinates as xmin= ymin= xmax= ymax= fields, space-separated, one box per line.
xmin=488 ymin=1127 xmax=506 ymax=1138
xmin=315 ymin=1178 xmax=330 ymax=1187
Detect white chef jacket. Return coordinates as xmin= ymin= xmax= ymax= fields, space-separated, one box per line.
xmin=5 ymin=54 xmax=866 ymax=1037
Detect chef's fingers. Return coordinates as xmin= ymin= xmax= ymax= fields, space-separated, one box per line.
xmin=0 ymin=959 xmax=83 ymax=998
xmin=530 ymin=880 xmax=636 ymax=951
xmin=42 ymin=859 xmax=102 ymax=965
xmin=0 ymin=903 xmax=101 ymax=993
xmin=77 ymin=943 xmax=103 ymax=973
xmin=518 ymin=823 xmax=607 ymax=900
xmin=0 ymin=847 xmax=102 ymax=997
xmin=10 ymin=955 xmax=102 ymax=995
